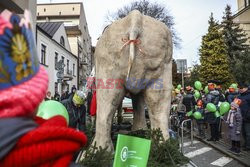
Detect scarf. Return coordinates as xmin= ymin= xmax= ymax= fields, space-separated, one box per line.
xmin=0 ymin=116 xmax=87 ymax=167
xmin=227 ymin=109 xmax=236 ymax=125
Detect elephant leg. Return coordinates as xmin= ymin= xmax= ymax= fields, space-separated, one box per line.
xmin=144 ymin=83 xmax=172 ymax=140
xmin=132 ymin=94 xmax=147 ymax=131
xmin=92 ymin=88 xmax=125 ymax=152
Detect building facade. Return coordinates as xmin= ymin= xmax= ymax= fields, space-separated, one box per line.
xmin=37 ymin=2 xmax=92 ymax=89
xmin=37 ymin=22 xmax=78 ymax=97
xmin=233 ymin=0 xmax=250 ymax=45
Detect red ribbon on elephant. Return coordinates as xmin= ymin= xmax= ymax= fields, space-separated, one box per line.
xmin=120 ymin=38 xmax=145 ymax=56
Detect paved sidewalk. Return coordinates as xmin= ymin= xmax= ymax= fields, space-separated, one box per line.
xmin=194 ymin=133 xmax=250 ymax=167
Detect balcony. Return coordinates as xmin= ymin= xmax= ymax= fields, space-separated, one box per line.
xmin=63 ymin=69 xmax=73 ymax=81
xmin=79 ymin=58 xmax=88 ymax=66
xmin=65 ymin=25 xmax=82 ymax=36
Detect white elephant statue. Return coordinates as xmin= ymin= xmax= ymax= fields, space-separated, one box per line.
xmin=92 ymin=10 xmax=173 ymax=151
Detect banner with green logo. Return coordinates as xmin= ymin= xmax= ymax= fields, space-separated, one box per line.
xmin=113 ymin=134 xmax=151 ymax=167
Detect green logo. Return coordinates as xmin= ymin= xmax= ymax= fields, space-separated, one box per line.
xmin=121 ymin=146 xmax=128 ymax=162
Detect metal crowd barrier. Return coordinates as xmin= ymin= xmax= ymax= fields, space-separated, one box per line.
xmin=180 ymin=119 xmax=193 ymax=153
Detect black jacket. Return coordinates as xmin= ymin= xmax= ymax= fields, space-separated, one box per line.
xmin=182 ymin=92 xmax=196 ymax=112
xmin=238 ymin=90 xmax=250 ymax=123
xmin=217 ymin=89 xmax=226 ymax=102
xmin=61 ymin=96 xmax=86 ymax=131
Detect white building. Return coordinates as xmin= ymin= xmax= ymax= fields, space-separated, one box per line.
xmin=37 ymin=22 xmax=78 ymax=96
xmin=233 ymin=0 xmax=250 ymax=45
xmin=37 ymin=2 xmax=92 ymax=88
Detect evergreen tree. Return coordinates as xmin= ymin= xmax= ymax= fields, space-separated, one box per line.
xmin=199 ymin=13 xmax=232 ymax=87
xmin=234 ymin=49 xmax=250 ymax=84
xmin=185 ymin=63 xmax=201 ymax=86
xmin=221 ymin=5 xmax=249 ymax=81
xmin=221 ymin=5 xmax=250 ymax=83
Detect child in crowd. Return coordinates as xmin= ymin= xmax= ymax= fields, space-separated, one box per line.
xmin=226 ymin=99 xmax=242 ymax=154
xmin=196 ymin=99 xmax=206 ymax=139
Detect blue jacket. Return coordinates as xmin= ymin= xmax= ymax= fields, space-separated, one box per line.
xmin=227 ymin=92 xmax=239 ymax=103
xmin=238 ymin=90 xmax=250 ymax=123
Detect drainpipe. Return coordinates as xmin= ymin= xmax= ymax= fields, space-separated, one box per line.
xmin=77 ymin=45 xmax=80 ymax=90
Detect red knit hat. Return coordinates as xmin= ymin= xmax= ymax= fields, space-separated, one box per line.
xmin=0 ymin=116 xmax=88 ymax=166
xmin=0 ymin=10 xmax=48 ymax=118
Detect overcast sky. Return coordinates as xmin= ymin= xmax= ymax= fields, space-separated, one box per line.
xmin=37 ymin=0 xmax=238 ymax=67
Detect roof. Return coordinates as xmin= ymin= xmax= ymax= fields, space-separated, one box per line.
xmin=37 ymin=2 xmax=82 ymax=5
xmin=37 ymin=22 xmax=63 ymax=38
xmin=0 ymin=1 xmax=23 ymax=13
xmin=37 ymin=24 xmax=78 ymax=59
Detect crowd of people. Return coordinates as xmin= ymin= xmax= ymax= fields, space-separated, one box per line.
xmin=45 ymin=85 xmax=77 ymax=102
xmin=172 ymin=80 xmax=250 ymax=154
xmin=43 ymin=86 xmax=97 ymax=134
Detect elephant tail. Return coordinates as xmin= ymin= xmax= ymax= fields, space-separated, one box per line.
xmin=126 ymin=10 xmax=142 ymax=82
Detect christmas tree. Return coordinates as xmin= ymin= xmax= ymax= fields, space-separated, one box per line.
xmin=199 ymin=13 xmax=232 ymax=87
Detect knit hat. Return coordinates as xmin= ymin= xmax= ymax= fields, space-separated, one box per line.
xmin=0 ymin=10 xmax=48 ymax=118
xmin=231 ymin=102 xmax=239 ymax=109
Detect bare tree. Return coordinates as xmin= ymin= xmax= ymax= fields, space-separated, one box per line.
xmin=106 ymin=0 xmax=181 ymax=48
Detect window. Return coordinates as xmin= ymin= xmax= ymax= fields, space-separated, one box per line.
xmin=67 ymin=59 xmax=69 ymax=72
xmin=41 ymin=44 xmax=46 ymax=65
xmin=55 ymin=52 xmax=58 ymax=69
xmin=60 ymin=36 xmax=65 ymax=47
xmin=72 ymin=7 xmax=75 ymax=11
xmin=73 ymin=63 xmax=75 ymax=76
xmin=61 ymin=56 xmax=64 ymax=64
xmin=44 ymin=8 xmax=46 ymax=12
